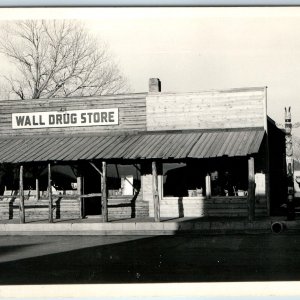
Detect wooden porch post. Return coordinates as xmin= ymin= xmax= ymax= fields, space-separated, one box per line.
xmin=102 ymin=161 xmax=108 ymax=222
xmin=152 ymin=161 xmax=160 ymax=222
xmin=82 ymin=176 xmax=85 ymax=219
xmin=248 ymin=157 xmax=255 ymax=221
xmin=19 ymin=165 xmax=25 ymax=224
xmin=35 ymin=178 xmax=40 ymax=200
xmin=48 ymin=163 xmax=53 ymax=223
xmin=77 ymin=176 xmax=83 ymax=218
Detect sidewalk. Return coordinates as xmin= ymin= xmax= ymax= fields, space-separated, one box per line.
xmin=0 ymin=216 xmax=299 ymax=235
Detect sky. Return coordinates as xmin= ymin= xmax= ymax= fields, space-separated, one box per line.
xmin=0 ymin=7 xmax=299 ymax=130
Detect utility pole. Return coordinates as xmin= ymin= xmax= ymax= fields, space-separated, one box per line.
xmin=285 ymin=107 xmax=295 ymax=220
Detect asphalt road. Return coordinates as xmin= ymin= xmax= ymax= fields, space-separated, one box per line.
xmin=0 ymin=233 xmax=300 ymax=284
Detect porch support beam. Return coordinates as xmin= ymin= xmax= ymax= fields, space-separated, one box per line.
xmin=77 ymin=176 xmax=83 ymax=219
xmin=35 ymin=178 xmax=40 ymax=200
xmin=102 ymin=161 xmax=108 ymax=222
xmin=89 ymin=162 xmax=103 ymax=176
xmin=152 ymin=161 xmax=160 ymax=222
xmin=19 ymin=165 xmax=25 ymax=224
xmin=48 ymin=163 xmax=53 ymax=223
xmin=133 ymin=164 xmax=141 ymax=172
xmin=247 ymin=156 xmax=255 ymax=221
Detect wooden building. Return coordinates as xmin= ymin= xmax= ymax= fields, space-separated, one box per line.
xmin=0 ymin=79 xmax=286 ymax=222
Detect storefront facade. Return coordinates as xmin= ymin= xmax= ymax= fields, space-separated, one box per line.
xmin=0 ymin=79 xmax=286 ymax=222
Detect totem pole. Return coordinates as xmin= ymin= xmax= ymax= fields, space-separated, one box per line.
xmin=285 ymin=107 xmax=295 ymax=220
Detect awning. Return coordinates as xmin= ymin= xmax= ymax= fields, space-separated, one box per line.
xmin=0 ymin=128 xmax=265 ymax=163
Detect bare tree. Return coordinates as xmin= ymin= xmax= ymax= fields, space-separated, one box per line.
xmin=0 ymin=20 xmax=128 ymax=100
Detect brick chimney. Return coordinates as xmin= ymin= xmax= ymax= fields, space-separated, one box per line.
xmin=149 ymin=78 xmax=161 ymax=92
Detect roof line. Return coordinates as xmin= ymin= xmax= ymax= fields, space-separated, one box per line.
xmin=0 ymin=127 xmax=265 ymax=140
xmin=147 ymin=86 xmax=267 ymax=95
xmin=0 ymin=92 xmax=148 ymax=103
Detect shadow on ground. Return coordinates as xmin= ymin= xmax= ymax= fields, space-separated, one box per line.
xmin=0 ymin=233 xmax=300 ymax=285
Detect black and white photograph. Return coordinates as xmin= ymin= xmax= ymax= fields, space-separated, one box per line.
xmin=0 ymin=5 xmax=299 ymax=296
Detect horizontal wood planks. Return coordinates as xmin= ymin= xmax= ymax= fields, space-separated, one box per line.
xmin=0 ymin=198 xmax=81 ymax=220
xmin=0 ymin=93 xmax=147 ymax=136
xmin=0 ymin=88 xmax=267 ymax=137
xmin=146 ymin=88 xmax=266 ymax=131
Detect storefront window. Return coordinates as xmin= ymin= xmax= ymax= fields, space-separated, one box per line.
xmin=107 ymin=164 xmax=140 ymax=196
xmin=163 ymin=158 xmax=248 ymax=198
xmin=210 ymin=159 xmax=248 ymax=197
xmin=163 ymin=162 xmax=205 ymax=197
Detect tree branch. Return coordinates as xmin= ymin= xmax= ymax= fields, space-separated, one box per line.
xmin=0 ymin=20 xmax=129 ymax=99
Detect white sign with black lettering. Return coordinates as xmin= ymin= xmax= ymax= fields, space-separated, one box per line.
xmin=12 ymin=108 xmax=119 ymax=129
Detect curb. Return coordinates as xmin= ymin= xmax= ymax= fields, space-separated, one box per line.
xmin=0 ymin=220 xmax=280 ymax=235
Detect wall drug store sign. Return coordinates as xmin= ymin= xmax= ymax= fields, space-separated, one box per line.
xmin=12 ymin=108 xmax=119 ymax=129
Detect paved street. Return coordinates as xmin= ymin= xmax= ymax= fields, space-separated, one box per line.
xmin=0 ymin=233 xmax=300 ymax=284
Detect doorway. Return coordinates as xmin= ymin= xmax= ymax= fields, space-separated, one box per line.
xmin=82 ymin=164 xmax=102 ymax=216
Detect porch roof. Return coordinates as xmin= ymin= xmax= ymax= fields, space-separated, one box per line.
xmin=0 ymin=128 xmax=265 ymax=163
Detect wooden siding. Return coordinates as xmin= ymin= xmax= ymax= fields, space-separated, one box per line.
xmin=0 ymin=87 xmax=267 ymax=136
xmin=0 ymin=93 xmax=147 ymax=136
xmin=108 ymin=196 xmax=149 ymax=220
xmin=0 ymin=190 xmax=148 ymax=220
xmin=0 ymin=197 xmax=81 ymax=220
xmin=146 ymin=87 xmax=266 ymax=131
